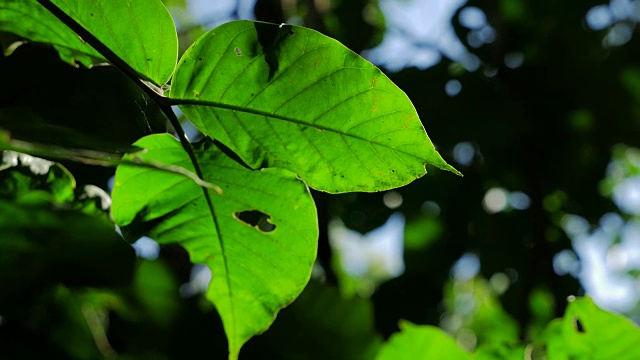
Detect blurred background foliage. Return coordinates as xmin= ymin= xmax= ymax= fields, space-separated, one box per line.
xmin=4 ymin=0 xmax=640 ymax=358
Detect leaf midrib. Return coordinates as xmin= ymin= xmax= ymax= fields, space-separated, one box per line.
xmin=169 ymin=97 xmax=427 ymax=161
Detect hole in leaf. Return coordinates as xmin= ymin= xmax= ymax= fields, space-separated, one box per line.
xmin=234 ymin=210 xmax=276 ymax=232
xmin=235 ymin=47 xmax=243 ymax=56
xmin=573 ymin=317 xmax=585 ymax=333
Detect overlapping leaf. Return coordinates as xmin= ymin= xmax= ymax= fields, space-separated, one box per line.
xmin=0 ymin=0 xmax=177 ymax=86
xmin=110 ymin=134 xmax=318 ymax=359
xmin=170 ymin=20 xmax=459 ymax=193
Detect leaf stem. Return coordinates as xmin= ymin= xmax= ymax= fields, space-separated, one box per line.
xmin=1 ymin=138 xmax=222 ymax=194
xmin=35 ymin=0 xmax=164 ymax=98
xmin=33 ymin=0 xmax=225 ymax=191
xmin=34 ymin=2 xmax=228 ymax=300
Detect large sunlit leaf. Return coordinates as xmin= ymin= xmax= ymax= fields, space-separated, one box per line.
xmin=170 ymin=20 xmax=459 ymax=193
xmin=375 ymin=321 xmax=471 ymax=360
xmin=0 ymin=0 xmax=177 ymax=86
xmin=543 ymin=297 xmax=640 ymax=360
xmin=110 ymin=134 xmax=318 ymax=359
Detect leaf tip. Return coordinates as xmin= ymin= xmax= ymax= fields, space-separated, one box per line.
xmin=432 ymin=162 xmax=463 ymax=177
xmin=448 ymin=164 xmax=463 ymax=177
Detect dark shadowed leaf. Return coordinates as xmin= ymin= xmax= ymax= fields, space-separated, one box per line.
xmin=0 ymin=153 xmax=135 ymax=299
xmin=245 ymin=280 xmax=382 ymax=360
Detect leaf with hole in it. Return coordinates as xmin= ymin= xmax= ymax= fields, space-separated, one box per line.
xmin=110 ymin=134 xmax=318 ymax=360
xmin=543 ymin=297 xmax=640 ymax=360
xmin=0 ymin=0 xmax=177 ymax=86
xmin=375 ymin=321 xmax=471 ymax=360
xmin=169 ymin=20 xmax=459 ymax=194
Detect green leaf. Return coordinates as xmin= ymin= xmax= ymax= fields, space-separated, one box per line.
xmin=132 ymin=259 xmax=179 ymax=327
xmin=375 ymin=321 xmax=472 ymax=360
xmin=110 ymin=134 xmax=318 ymax=359
xmin=543 ymin=297 xmax=640 ymax=360
xmin=0 ymin=200 xmax=136 ymax=296
xmin=49 ymin=286 xmax=112 ymax=359
xmin=0 ymin=0 xmax=177 ymax=86
xmin=0 ymin=0 xmax=103 ymax=67
xmin=472 ymin=344 xmax=526 ymax=360
xmin=170 ymin=20 xmax=459 ymax=193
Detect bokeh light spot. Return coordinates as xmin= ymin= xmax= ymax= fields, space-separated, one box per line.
xmin=509 ymin=191 xmax=531 ymax=210
xmin=383 ymin=191 xmax=404 ymax=209
xmin=553 ymin=249 xmax=580 ymax=276
xmin=459 ymin=6 xmax=486 ymax=29
xmin=452 ymin=252 xmax=480 ymax=281
xmin=445 ymin=79 xmax=462 ymax=96
xmin=483 ymin=187 xmax=509 ymax=214
xmin=453 ymin=141 xmax=475 ymax=166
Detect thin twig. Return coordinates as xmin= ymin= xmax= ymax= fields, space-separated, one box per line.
xmin=34 ymin=0 xmax=221 ymax=194
xmin=35 ymin=0 xmax=164 ymax=98
xmin=1 ymin=138 xmax=222 ymax=194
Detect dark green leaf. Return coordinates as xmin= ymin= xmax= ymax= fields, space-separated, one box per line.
xmin=132 ymin=259 xmax=179 ymax=327
xmin=170 ymin=20 xmax=459 ymax=193
xmin=246 ymin=280 xmax=382 ymax=360
xmin=0 ymin=151 xmax=134 ymax=293
xmin=111 ymin=134 xmax=318 ymax=359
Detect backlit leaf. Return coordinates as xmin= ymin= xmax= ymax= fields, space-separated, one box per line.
xmin=0 ymin=0 xmax=103 ymax=67
xmin=0 ymin=0 xmax=177 ymax=85
xmin=375 ymin=321 xmax=471 ymax=360
xmin=543 ymin=297 xmax=640 ymax=360
xmin=170 ymin=20 xmax=459 ymax=193
xmin=111 ymin=134 xmax=318 ymax=359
